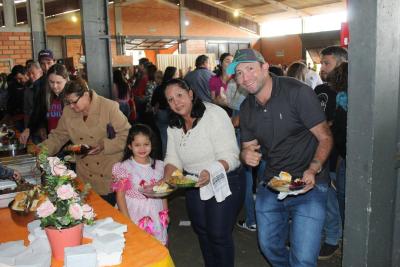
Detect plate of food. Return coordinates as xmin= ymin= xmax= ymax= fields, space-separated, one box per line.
xmin=10 ymin=186 xmax=47 ymax=215
xmin=166 ymin=169 xmax=197 ymax=188
xmin=64 ymin=144 xmax=92 ymax=155
xmin=138 ymin=182 xmax=176 ymax=198
xmin=267 ymin=171 xmax=306 ymax=192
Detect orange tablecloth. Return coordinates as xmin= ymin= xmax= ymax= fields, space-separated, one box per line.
xmin=0 ymin=191 xmax=175 ymax=267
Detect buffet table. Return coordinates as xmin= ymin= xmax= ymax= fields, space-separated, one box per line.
xmin=0 ymin=189 xmax=175 ymax=267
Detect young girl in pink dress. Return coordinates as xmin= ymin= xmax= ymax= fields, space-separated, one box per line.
xmin=111 ymin=124 xmax=168 ymax=245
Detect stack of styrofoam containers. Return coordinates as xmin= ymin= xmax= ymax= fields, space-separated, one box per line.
xmin=83 ymin=217 xmax=128 ymax=267
xmin=0 ymin=239 xmax=51 ymax=267
xmin=64 ymin=244 xmax=97 ymax=267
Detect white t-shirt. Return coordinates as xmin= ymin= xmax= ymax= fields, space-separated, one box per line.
xmin=305 ymin=69 xmax=323 ymax=89
xmin=164 ymin=102 xmax=240 ymax=174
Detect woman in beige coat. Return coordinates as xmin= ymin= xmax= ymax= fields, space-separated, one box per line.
xmin=42 ymin=78 xmax=131 ymax=205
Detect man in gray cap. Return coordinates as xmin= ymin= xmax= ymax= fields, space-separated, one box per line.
xmin=228 ymin=48 xmax=333 ymax=266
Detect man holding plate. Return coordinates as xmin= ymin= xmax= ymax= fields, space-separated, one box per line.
xmin=228 ymin=49 xmax=333 ymax=267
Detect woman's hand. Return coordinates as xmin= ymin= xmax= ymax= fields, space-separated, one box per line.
xmin=19 ymin=129 xmax=30 ymax=144
xmin=196 ymin=170 xmax=210 ymax=187
xmin=88 ymin=142 xmax=104 ymax=155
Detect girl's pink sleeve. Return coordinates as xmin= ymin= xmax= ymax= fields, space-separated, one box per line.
xmin=111 ymin=162 xmax=132 ymax=192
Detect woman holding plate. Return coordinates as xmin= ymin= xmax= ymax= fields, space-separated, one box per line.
xmin=41 ymin=78 xmax=130 ymax=205
xmin=163 ymin=78 xmax=244 ymax=267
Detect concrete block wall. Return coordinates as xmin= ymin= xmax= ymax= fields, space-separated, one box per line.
xmin=0 ymin=32 xmax=32 ymax=73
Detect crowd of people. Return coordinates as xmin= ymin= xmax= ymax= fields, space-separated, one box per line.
xmin=0 ymin=45 xmax=348 ymax=267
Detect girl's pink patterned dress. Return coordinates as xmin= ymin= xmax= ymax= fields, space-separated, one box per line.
xmin=111 ymin=158 xmax=168 ymax=245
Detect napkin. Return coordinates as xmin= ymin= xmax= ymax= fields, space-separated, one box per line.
xmin=277 ymin=189 xmax=306 ymax=200
xmin=199 ymin=161 xmax=231 ymax=203
xmin=64 ymin=244 xmax=97 ymax=267
xmin=92 ymin=233 xmax=125 ymax=254
xmin=14 ymin=251 xmax=51 ymax=267
xmin=94 ymin=221 xmax=127 ymax=237
xmin=97 ymin=251 xmax=123 ymax=267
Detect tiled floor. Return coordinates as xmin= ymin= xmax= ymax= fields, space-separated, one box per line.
xmin=168 ymin=193 xmax=342 ymax=267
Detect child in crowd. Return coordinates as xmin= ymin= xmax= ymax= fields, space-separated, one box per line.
xmin=111 ymin=124 xmax=168 ymax=245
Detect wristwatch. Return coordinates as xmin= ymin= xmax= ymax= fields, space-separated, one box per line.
xmin=310 ymin=159 xmax=322 ymax=174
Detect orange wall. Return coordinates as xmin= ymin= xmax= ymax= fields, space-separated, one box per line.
xmin=0 ymin=32 xmax=32 ymax=72
xmin=259 ymin=35 xmax=303 ymax=66
xmin=46 ymin=0 xmax=258 ymax=39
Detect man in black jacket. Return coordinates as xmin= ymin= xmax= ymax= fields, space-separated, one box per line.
xmin=6 ymin=65 xmax=30 ymax=131
xmin=314 ymin=46 xmax=348 ymax=260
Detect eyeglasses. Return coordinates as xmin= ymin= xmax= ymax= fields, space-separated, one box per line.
xmin=64 ymin=94 xmax=82 ymax=106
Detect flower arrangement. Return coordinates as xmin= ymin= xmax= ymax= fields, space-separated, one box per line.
xmin=36 ymin=145 xmax=95 ymax=229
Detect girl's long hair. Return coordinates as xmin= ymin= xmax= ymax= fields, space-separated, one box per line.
xmin=122 ymin=124 xmax=157 ymax=168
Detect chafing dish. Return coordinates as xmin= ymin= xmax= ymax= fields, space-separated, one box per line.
xmin=0 ymin=154 xmax=40 ymax=208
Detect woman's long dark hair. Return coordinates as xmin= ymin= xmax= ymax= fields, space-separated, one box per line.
xmin=122 ymin=124 xmax=157 ymax=168
xmin=146 ymin=64 xmax=158 ymax=82
xmin=164 ymin=78 xmax=205 ymax=130
xmin=215 ymin=53 xmax=232 ymax=77
xmin=46 ymin=63 xmax=68 ymax=109
xmin=113 ymin=69 xmax=129 ymax=99
xmin=162 ymin=66 xmax=177 ymax=83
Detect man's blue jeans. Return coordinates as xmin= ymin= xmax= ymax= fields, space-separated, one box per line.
xmin=243 ymin=161 xmax=266 ymax=226
xmin=336 ymin=157 xmax=346 ymax=225
xmin=322 ymin=172 xmax=342 ymax=246
xmin=256 ymin=183 xmax=328 ymax=267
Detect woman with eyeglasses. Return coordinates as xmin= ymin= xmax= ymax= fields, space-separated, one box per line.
xmin=19 ymin=63 xmax=68 ymax=144
xmin=40 ymin=78 xmax=131 ymax=205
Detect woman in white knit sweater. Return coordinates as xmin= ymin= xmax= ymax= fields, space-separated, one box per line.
xmin=163 ymin=78 xmax=244 ymax=267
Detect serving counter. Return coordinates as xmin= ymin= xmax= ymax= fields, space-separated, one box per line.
xmin=0 ymin=188 xmax=175 ymax=267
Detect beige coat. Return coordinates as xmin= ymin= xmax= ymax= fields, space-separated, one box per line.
xmin=43 ymin=91 xmax=131 ymax=195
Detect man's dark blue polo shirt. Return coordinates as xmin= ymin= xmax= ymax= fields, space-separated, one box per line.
xmin=240 ymin=74 xmax=329 ymax=184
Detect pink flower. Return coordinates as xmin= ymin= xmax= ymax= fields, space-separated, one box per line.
xmin=37 ymin=200 xmax=56 ymax=218
xmin=64 ymin=170 xmax=77 ymax=178
xmin=159 ymin=209 xmax=169 ymax=228
xmin=52 ymin=163 xmax=68 ymax=176
xmin=69 ymin=203 xmax=83 ymax=220
xmin=138 ymin=216 xmax=155 ymax=235
xmin=82 ymin=204 xmax=95 ymax=220
xmin=47 ymin=157 xmax=61 ymax=167
xmin=56 ymin=184 xmax=75 ymax=200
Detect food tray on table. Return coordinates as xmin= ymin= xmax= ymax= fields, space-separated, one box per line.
xmin=138 ymin=183 xmax=177 ymax=198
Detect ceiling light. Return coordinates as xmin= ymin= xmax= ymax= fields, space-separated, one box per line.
xmin=233 ymin=10 xmax=240 ymax=17
xmin=71 ymin=15 xmax=78 ymax=23
xmin=184 ymin=20 xmax=189 ymax=26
